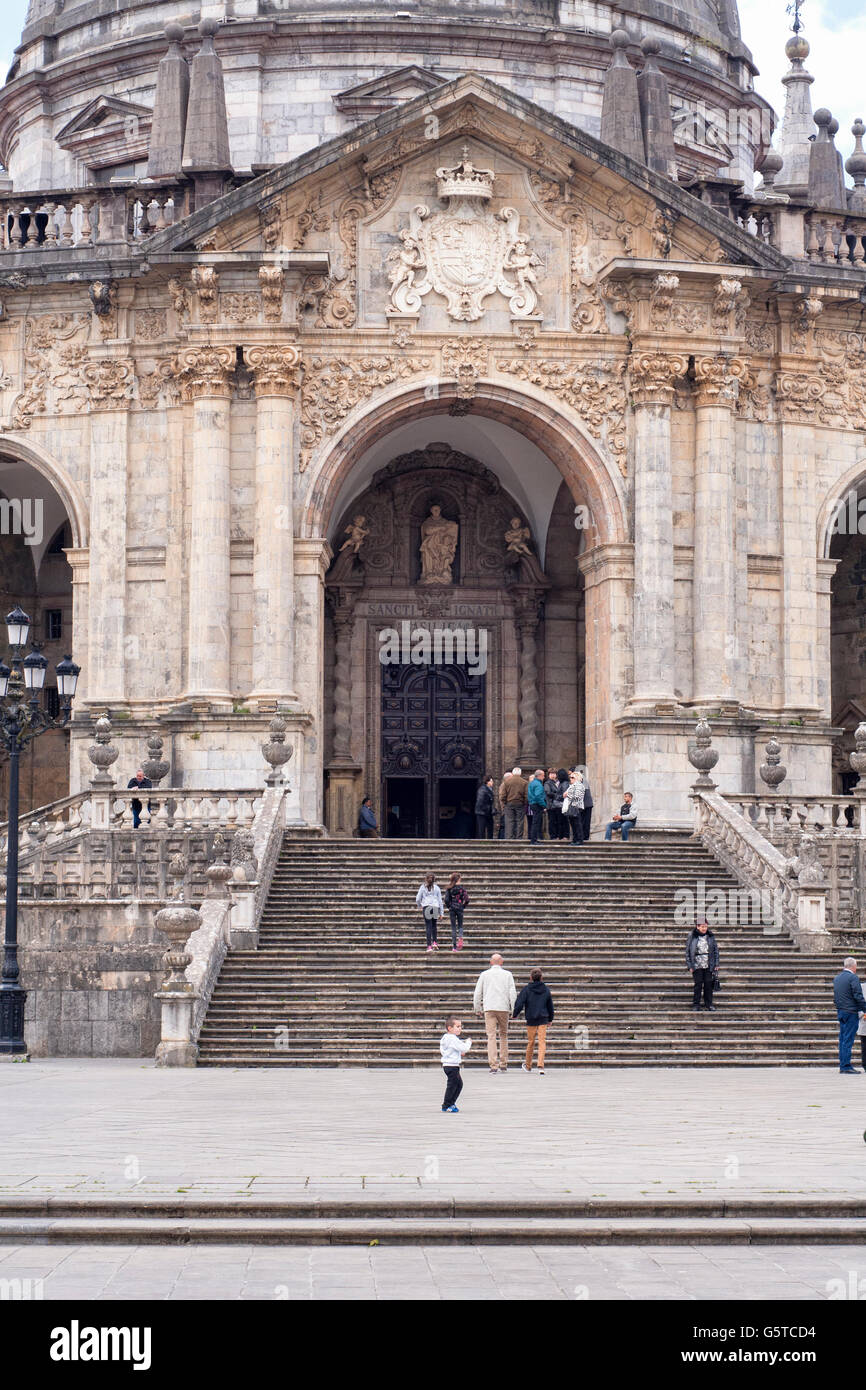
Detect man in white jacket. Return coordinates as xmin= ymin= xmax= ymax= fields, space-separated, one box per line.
xmin=473 ymin=954 xmax=518 ymax=1073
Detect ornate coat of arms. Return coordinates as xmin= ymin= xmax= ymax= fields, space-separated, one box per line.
xmin=388 ymin=148 xmax=542 ymax=322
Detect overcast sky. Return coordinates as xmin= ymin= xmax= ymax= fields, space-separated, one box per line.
xmin=0 ymin=0 xmax=862 ymax=162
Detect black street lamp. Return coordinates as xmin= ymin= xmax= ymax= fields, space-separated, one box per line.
xmin=0 ymin=606 xmax=79 ymax=1054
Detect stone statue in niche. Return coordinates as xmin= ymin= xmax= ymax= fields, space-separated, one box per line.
xmin=339 ymin=514 xmax=369 ymax=555
xmin=419 ymin=505 xmax=458 ymax=585
xmin=505 ymin=516 xmax=533 ymax=558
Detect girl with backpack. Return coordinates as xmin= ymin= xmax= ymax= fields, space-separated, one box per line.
xmin=444 ymin=872 xmax=470 ymax=952
xmin=416 ymin=874 xmax=444 ymax=952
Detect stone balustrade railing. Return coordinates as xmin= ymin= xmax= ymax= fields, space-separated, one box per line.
xmin=733 ymin=201 xmax=866 ymax=268
xmin=692 ymin=790 xmax=832 ymax=953
xmin=0 ymin=183 xmax=187 ymax=253
xmin=0 ymin=790 xmax=92 ymax=859
xmin=106 ymin=788 xmax=263 ymax=832
xmin=726 ymin=794 xmax=866 ymax=837
xmin=1 ymin=786 xmax=265 ymax=900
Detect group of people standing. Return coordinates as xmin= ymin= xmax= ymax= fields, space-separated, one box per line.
xmin=478 ymin=767 xmax=595 ymax=844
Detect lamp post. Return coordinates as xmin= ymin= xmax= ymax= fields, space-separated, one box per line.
xmin=0 ymin=606 xmax=80 ymax=1055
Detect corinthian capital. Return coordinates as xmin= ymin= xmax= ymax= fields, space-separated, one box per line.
xmin=628 ymin=351 xmax=689 ymax=406
xmin=84 ymin=358 xmax=133 ymax=411
xmin=694 ymin=355 xmax=749 ymax=408
xmin=244 ymin=345 xmax=302 ymax=398
xmin=177 ymin=346 xmax=236 ymax=399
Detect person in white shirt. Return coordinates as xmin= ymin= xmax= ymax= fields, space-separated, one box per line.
xmin=473 ymin=953 xmax=518 ymax=1073
xmin=439 ymin=1015 xmax=472 ymax=1112
xmin=415 ymin=874 xmax=444 ymax=951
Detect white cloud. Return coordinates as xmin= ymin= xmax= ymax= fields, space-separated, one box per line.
xmin=741 ymin=0 xmax=866 ymax=160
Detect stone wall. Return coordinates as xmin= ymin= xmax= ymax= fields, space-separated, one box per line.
xmin=20 ymin=898 xmax=165 ymax=1056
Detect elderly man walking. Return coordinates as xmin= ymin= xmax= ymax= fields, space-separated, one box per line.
xmin=473 ymin=953 xmax=517 ymax=1073
xmin=498 ymin=767 xmax=529 ymax=841
xmin=833 ymin=956 xmax=866 ymax=1073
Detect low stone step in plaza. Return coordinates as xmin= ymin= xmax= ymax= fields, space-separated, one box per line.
xmin=197 ymin=839 xmax=838 ymax=1067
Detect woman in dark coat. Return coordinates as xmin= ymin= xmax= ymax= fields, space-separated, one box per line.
xmin=686 ymin=920 xmax=719 ymax=1011
xmin=514 ymin=968 xmax=555 ymax=1073
xmin=474 ymin=776 xmax=494 ymax=839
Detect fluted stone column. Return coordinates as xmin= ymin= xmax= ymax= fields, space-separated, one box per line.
xmin=85 ymin=359 xmax=133 ymax=703
xmin=778 ymin=411 xmax=821 ymax=712
xmin=244 ymin=346 xmax=301 ymax=703
xmin=692 ymin=356 xmax=748 ymax=703
xmin=179 ymin=346 xmax=235 ymax=702
xmin=629 ymin=352 xmax=688 ymax=705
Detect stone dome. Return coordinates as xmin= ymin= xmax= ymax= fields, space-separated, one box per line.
xmin=5 ymin=0 xmax=762 ymax=192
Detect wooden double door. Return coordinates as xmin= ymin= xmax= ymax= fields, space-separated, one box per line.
xmin=381 ymin=663 xmax=485 ymax=838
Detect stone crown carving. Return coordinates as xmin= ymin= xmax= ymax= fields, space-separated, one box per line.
xmin=387 ymin=147 xmax=542 ymax=322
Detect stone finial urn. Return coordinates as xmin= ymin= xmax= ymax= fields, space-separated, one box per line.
xmin=154 ymin=853 xmax=200 ymax=989
xmin=851 ymin=723 xmax=866 ymax=784
xmin=262 ymin=713 xmax=293 ymax=785
xmin=142 ymin=730 xmax=170 ymax=785
xmin=205 ymin=831 xmax=233 ymax=899
xmin=688 ymin=719 xmax=719 ymax=788
xmin=87 ymin=713 xmax=118 ymax=786
xmin=759 ymin=737 xmax=787 ymax=790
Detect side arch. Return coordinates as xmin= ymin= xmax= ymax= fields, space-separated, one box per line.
xmin=817 ymin=451 xmax=866 ymax=558
xmin=0 ymin=433 xmax=89 ymax=549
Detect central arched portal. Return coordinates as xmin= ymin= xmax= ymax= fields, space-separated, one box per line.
xmin=319 ymin=415 xmax=616 ymax=836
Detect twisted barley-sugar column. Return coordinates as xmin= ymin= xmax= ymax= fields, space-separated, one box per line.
xmin=692 ymin=356 xmax=748 ymax=703
xmin=330 ymin=607 xmax=355 ymax=762
xmin=244 ymin=345 xmax=302 ymax=701
xmin=628 ymin=351 xmax=688 ymax=703
xmin=179 ymin=346 xmax=235 ymax=700
xmin=516 ymin=609 xmax=541 ymax=766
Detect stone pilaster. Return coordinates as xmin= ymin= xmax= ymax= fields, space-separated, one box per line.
xmin=178 ymin=346 xmax=235 ymax=704
xmin=692 ymin=355 xmax=748 ymax=703
xmin=628 ymin=351 xmax=688 ymax=706
xmin=294 ymin=538 xmax=333 ymax=826
xmin=774 ymin=388 xmax=823 ymax=714
xmin=244 ymin=345 xmax=302 ymax=704
xmin=85 ymin=358 xmax=133 ymax=704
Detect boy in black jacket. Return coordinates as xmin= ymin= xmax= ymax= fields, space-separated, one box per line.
xmin=514 ymin=968 xmax=555 ymax=1074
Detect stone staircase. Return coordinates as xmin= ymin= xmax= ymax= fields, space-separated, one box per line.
xmin=197 ymin=838 xmax=839 ymax=1067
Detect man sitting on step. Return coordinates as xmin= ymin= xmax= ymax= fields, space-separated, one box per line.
xmin=604 ymin=792 xmax=637 ymax=841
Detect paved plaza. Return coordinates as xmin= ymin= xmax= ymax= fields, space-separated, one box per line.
xmin=1 ymin=1060 xmax=864 ymax=1200
xmin=2 ymin=1241 xmax=863 ymax=1301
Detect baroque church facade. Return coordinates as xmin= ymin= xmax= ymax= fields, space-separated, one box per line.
xmin=0 ymin=0 xmax=864 ymax=834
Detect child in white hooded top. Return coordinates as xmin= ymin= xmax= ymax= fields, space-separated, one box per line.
xmin=439 ymin=1016 xmax=472 ymax=1112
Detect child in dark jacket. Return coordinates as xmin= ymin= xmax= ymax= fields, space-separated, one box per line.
xmin=513 ymin=968 xmax=555 ymax=1074
xmin=443 ymin=873 xmax=470 ymax=951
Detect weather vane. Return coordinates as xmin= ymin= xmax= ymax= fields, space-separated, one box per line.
xmin=786 ymin=0 xmax=805 ymax=34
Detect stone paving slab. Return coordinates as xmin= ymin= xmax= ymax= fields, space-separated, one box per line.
xmin=1 ymin=1060 xmax=864 ymax=1202
xmin=0 ymin=1243 xmax=861 ymax=1300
